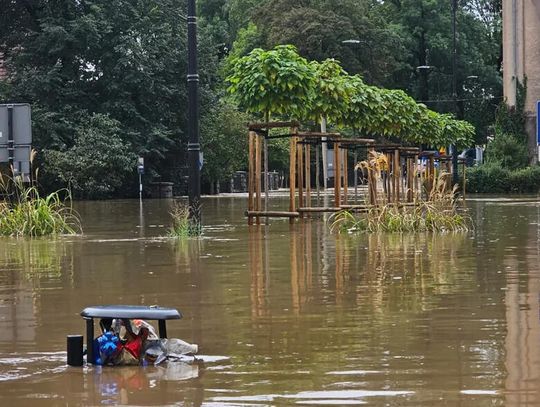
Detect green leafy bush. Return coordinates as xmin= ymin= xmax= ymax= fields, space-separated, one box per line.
xmin=485 ymin=134 xmax=529 ymax=170
xmin=485 ymin=80 xmax=529 ymax=169
xmin=466 ymin=164 xmax=540 ymax=193
xmin=43 ymin=114 xmax=136 ymax=199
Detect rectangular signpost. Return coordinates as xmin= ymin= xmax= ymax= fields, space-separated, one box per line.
xmin=0 ymin=104 xmax=32 ymax=179
xmin=537 ymin=100 xmax=540 ymax=163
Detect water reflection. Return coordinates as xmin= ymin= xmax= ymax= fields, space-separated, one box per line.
xmin=0 ymin=238 xmax=74 ymax=277
xmin=504 ymin=202 xmax=540 ymax=406
xmin=249 ymin=224 xmax=473 ymax=317
xmin=0 ymin=198 xmax=540 ymax=405
xmin=249 ymin=226 xmax=269 ymax=318
xmin=90 ymin=364 xmax=199 ymax=405
xmin=0 ymin=239 xmax=76 ymax=345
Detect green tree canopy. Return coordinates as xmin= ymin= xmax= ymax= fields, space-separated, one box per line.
xmin=308 ymin=59 xmax=352 ymax=125
xmin=226 ymin=45 xmax=316 ymax=119
xmin=228 ymin=45 xmax=474 ymax=147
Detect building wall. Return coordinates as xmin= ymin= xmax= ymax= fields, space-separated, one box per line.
xmin=503 ymin=0 xmax=540 ymax=161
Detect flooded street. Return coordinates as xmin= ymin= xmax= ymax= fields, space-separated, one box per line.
xmin=0 ymin=196 xmax=539 ymax=406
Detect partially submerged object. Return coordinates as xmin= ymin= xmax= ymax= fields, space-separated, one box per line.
xmin=67 ymin=305 xmax=197 ymax=367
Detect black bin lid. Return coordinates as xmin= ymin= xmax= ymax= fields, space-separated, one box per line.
xmin=81 ymin=305 xmax=182 ymax=320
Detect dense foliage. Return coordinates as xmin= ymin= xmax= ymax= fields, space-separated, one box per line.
xmin=227 ymin=45 xmax=475 ymax=147
xmin=0 ymin=0 xmax=216 ymax=198
xmin=469 ymin=80 xmax=534 ymax=193
xmin=226 ymin=45 xmax=315 ymax=119
xmin=0 ymin=0 xmax=503 ymax=197
xmin=485 ymin=80 xmax=529 ymax=169
xmin=466 ymin=164 xmax=540 ymax=194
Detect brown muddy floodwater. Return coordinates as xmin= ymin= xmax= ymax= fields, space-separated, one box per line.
xmin=0 ymin=196 xmax=539 ymax=406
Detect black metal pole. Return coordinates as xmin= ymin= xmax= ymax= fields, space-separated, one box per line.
xmin=187 ymin=0 xmax=201 ymax=228
xmin=7 ymin=105 xmax=14 ymax=170
xmin=85 ymin=318 xmax=94 ymax=364
xmin=451 ymin=0 xmax=459 ymax=185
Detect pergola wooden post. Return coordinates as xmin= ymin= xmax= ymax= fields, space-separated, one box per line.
xmin=413 ymin=153 xmax=419 ymax=201
xmin=428 ymin=154 xmax=435 ymax=197
xmin=248 ymin=131 xmax=256 ymax=225
xmin=334 ymin=141 xmax=341 ymax=207
xmin=297 ymin=137 xmax=304 ymax=213
xmin=353 ymin=150 xmax=358 ymax=203
xmin=289 ymin=127 xmax=297 ymax=224
xmin=315 ymin=142 xmax=320 ymax=201
xmin=385 ymin=152 xmax=392 ymax=203
xmin=263 ymin=133 xmax=269 ymax=225
xmin=393 ymin=149 xmax=400 ymax=203
xmin=342 ymin=147 xmax=348 ymax=205
xmin=252 ymin=132 xmax=262 ymax=224
xmin=305 ymin=144 xmax=311 ymax=209
xmin=461 ymin=159 xmax=467 ymax=202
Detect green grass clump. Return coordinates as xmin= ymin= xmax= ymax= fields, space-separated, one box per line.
xmin=168 ymin=201 xmax=201 ymax=238
xmin=0 ymin=183 xmax=81 ymax=237
xmin=329 ymin=181 xmax=471 ymax=234
xmin=330 ymin=203 xmax=470 ymax=234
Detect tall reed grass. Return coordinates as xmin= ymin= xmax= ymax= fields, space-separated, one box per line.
xmin=0 ymin=173 xmax=81 ymax=237
xmin=329 ymin=176 xmax=471 ymax=234
xmin=168 ymin=201 xmax=201 ymax=238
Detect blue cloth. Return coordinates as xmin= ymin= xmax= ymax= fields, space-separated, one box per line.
xmin=93 ymin=332 xmax=119 ymax=365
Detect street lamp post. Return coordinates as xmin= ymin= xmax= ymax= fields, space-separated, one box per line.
xmin=340 ymin=39 xmax=370 ymax=194
xmin=451 ymin=0 xmax=459 ymax=185
xmin=416 ymin=65 xmax=432 ymax=104
xmin=187 ymin=0 xmax=201 ymax=228
xmin=342 ymin=39 xmax=371 ymax=82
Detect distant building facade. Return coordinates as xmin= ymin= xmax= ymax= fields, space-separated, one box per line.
xmin=503 ymin=1 xmax=540 ymax=162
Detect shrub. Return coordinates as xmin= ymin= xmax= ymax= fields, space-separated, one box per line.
xmin=43 ymin=114 xmax=136 ymax=199
xmin=485 ymin=134 xmax=529 ymax=170
xmin=465 ymin=164 xmax=511 ymax=193
xmin=466 ymin=164 xmax=540 ymax=193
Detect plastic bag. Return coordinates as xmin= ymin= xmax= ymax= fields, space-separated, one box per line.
xmin=143 ymin=338 xmax=198 ymax=366
xmin=164 ymin=338 xmax=198 ymax=356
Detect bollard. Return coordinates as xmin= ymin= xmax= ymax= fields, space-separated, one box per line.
xmin=67 ymin=335 xmax=84 ymax=366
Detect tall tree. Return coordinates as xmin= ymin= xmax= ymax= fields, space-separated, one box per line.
xmin=251 ymin=0 xmax=405 ymax=86
xmin=0 ymin=0 xmax=224 ymax=197
xmin=382 ymin=0 xmax=502 ymax=142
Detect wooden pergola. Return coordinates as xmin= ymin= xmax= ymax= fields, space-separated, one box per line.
xmin=245 ymin=121 xmax=458 ymax=224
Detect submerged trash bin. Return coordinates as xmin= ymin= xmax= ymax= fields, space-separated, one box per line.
xmin=76 ymin=305 xmax=192 ymax=366
xmin=67 ymin=335 xmax=84 ymax=366
xmin=149 ymin=182 xmax=174 ymax=198
xmin=232 ymin=171 xmax=247 ymax=193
